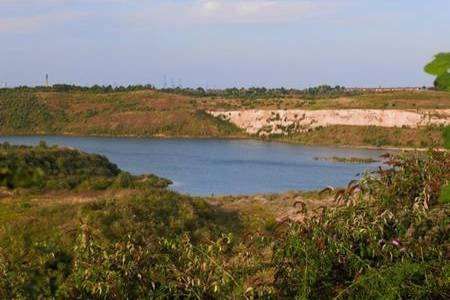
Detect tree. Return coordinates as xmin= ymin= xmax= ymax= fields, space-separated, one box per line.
xmin=424 ymin=52 xmax=450 ymax=91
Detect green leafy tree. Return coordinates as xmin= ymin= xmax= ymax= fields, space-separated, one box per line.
xmin=424 ymin=53 xmax=450 ymax=91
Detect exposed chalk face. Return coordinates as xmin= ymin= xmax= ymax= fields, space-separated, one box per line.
xmin=209 ymin=109 xmax=450 ymax=136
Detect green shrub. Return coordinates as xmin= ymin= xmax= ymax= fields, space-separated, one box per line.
xmin=425 ymin=52 xmax=450 ymax=91
xmin=273 ymin=150 xmax=450 ymax=299
xmin=0 ymin=92 xmax=54 ymax=131
xmin=443 ymin=125 xmax=450 ymax=149
xmin=0 ymin=143 xmax=170 ymax=191
xmin=439 ymin=183 xmax=450 ymax=204
xmin=114 ymin=171 xmax=135 ymax=188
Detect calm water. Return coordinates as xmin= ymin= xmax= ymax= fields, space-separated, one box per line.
xmin=0 ymin=136 xmax=389 ymax=196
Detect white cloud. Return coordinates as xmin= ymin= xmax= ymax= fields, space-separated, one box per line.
xmin=128 ymin=0 xmax=338 ymax=27
xmin=0 ymin=0 xmax=347 ymax=33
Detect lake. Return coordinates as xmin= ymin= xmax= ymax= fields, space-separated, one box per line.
xmin=0 ymin=136 xmax=389 ymax=196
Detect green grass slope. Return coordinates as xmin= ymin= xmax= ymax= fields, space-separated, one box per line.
xmin=0 ymin=90 xmax=243 ymax=137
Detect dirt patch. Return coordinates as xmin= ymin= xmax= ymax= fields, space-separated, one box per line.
xmin=208 ymin=191 xmax=335 ymax=224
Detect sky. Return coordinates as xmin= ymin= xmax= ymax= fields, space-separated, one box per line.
xmin=0 ymin=0 xmax=449 ymax=88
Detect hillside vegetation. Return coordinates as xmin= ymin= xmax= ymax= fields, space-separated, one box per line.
xmin=276 ymin=125 xmax=444 ymax=148
xmin=0 ymin=144 xmax=449 ymax=298
xmin=1 ymin=88 xmax=450 ymax=147
xmin=0 ymin=90 xmax=243 ymax=137
xmin=0 ymin=142 xmax=171 ymax=191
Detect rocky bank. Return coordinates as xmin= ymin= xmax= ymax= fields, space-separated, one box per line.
xmin=209 ymin=109 xmax=450 ymax=136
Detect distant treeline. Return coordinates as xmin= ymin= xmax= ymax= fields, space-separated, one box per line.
xmin=0 ymin=84 xmax=358 ymax=99
xmin=0 ymin=84 xmax=155 ymax=94
xmin=160 ymin=85 xmax=357 ymax=99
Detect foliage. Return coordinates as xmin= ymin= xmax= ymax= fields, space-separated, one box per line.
xmin=425 ymin=52 xmax=450 ymax=91
xmin=161 ymin=85 xmax=356 ymax=100
xmin=314 ymin=156 xmax=378 ymax=164
xmin=194 ymin=110 xmax=242 ymax=135
xmin=0 ymin=89 xmax=245 ymax=138
xmin=0 ymin=92 xmax=54 ymax=131
xmin=0 ymin=84 xmax=155 ymax=94
xmin=278 ymin=125 xmax=444 ymax=148
xmin=443 ymin=125 xmax=450 ymax=149
xmin=0 ymin=146 xmax=450 ymax=298
xmin=1 ymin=84 xmax=355 ymax=99
xmin=1 ymin=86 xmax=449 ymax=148
xmin=0 ymin=143 xmax=170 ymax=190
xmin=273 ymin=150 xmax=450 ymax=299
xmin=425 ymin=53 xmax=450 ymax=77
xmin=0 ymin=184 xmax=272 ymax=298
xmin=439 ymin=183 xmax=450 ymax=204
xmin=434 ymin=72 xmax=450 ymax=91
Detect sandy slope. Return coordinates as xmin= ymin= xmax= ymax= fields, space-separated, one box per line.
xmin=210 ymin=109 xmax=450 ymax=136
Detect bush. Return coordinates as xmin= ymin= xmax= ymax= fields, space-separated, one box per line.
xmin=425 ymin=53 xmax=450 ymax=91
xmin=114 ymin=171 xmax=135 ymax=188
xmin=439 ymin=183 xmax=450 ymax=204
xmin=443 ymin=125 xmax=450 ymax=149
xmin=0 ymin=143 xmax=170 ymax=191
xmin=0 ymin=92 xmax=53 ymax=132
xmin=273 ymin=150 xmax=450 ymax=299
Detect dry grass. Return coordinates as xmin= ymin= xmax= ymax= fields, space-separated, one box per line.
xmin=208 ymin=191 xmax=334 ymax=229
xmin=2 ymin=89 xmax=449 ymax=148
xmin=276 ymin=125 xmax=445 ymax=148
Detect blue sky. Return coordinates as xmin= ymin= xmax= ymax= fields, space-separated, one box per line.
xmin=1 ymin=0 xmax=449 ymax=88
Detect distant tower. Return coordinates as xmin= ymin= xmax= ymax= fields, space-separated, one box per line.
xmin=45 ymin=74 xmax=49 ymax=87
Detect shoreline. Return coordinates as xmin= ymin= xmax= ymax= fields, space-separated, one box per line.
xmin=0 ymin=131 xmax=445 ymax=152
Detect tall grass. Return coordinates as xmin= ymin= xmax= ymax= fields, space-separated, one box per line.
xmin=273 ymin=150 xmax=449 ymax=299
xmin=443 ymin=125 xmax=450 ymax=149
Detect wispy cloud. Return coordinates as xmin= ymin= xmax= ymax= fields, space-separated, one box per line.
xmin=0 ymin=0 xmax=348 ymax=33
xmin=128 ymin=0 xmax=342 ymax=26
xmin=0 ymin=11 xmax=89 ymax=33
xmin=0 ymin=0 xmax=127 ymax=33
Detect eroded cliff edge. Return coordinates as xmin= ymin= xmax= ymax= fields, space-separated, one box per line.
xmin=209 ymin=109 xmax=450 ymax=136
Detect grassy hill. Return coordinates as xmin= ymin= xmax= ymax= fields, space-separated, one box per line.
xmin=0 ymin=90 xmax=243 ymax=137
xmin=0 ymin=144 xmax=448 ymax=298
xmin=1 ymin=88 xmax=449 ymax=147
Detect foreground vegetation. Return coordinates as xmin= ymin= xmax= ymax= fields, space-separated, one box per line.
xmin=425 ymin=52 xmax=450 ymax=91
xmin=0 ymin=143 xmax=448 ymax=298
